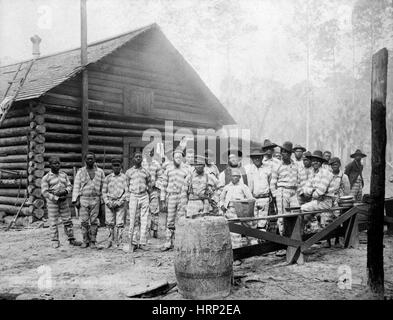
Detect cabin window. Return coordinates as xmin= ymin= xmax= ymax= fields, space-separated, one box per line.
xmin=123 ymin=87 xmax=154 ymax=115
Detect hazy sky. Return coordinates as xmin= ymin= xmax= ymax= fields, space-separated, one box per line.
xmin=0 ymin=0 xmax=354 ymax=96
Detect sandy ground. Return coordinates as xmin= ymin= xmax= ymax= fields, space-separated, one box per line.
xmin=0 ymin=213 xmax=392 ymax=300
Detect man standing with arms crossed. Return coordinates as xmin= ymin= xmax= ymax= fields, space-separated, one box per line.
xmin=72 ymin=152 xmax=105 ymax=249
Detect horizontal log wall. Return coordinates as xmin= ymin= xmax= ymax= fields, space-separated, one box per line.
xmin=0 ymin=101 xmax=32 ymax=216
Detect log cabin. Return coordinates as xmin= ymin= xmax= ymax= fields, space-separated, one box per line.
xmin=0 ymin=23 xmax=237 ymax=220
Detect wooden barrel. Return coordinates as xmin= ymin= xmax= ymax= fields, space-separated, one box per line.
xmin=174 ymin=216 xmax=233 ymax=299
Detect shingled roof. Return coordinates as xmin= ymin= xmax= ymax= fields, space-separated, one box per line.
xmin=0 ymin=23 xmax=235 ymax=125
xmin=0 ymin=24 xmax=153 ymax=101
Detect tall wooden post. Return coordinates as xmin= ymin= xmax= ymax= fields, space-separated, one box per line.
xmin=80 ymin=0 xmax=89 ymax=159
xmin=368 ymin=47 xmax=388 ymax=298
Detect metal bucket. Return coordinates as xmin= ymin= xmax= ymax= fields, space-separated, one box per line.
xmin=229 ymin=199 xmax=255 ymax=218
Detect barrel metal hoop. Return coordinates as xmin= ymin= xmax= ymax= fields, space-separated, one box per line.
xmin=175 ymin=268 xmax=233 ymax=279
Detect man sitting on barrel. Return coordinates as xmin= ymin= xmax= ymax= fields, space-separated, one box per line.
xmin=180 ymin=154 xmax=217 ymax=218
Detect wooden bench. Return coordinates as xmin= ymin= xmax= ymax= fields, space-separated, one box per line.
xmin=228 ymin=204 xmax=367 ymax=264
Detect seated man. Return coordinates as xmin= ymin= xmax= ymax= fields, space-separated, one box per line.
xmin=301 ymin=150 xmax=334 ymax=233
xmin=220 ymin=168 xmax=254 ymax=265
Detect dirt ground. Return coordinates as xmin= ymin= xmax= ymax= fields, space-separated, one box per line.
xmin=0 ymin=212 xmax=392 ymax=300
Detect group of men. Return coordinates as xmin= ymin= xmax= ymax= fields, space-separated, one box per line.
xmin=40 ymin=139 xmax=367 ymax=255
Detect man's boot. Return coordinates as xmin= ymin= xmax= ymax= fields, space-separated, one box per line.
xmin=80 ymin=223 xmax=90 ymax=248
xmin=105 ymin=226 xmax=114 ymax=249
xmin=89 ymin=225 xmax=98 ymax=249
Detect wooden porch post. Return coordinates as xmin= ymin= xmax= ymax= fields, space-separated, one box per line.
xmin=80 ymin=0 xmax=89 ymax=159
xmin=368 ymin=47 xmax=388 ymax=297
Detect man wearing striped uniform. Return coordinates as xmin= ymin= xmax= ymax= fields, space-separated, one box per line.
xmin=142 ymin=147 xmax=163 ymax=239
xmin=270 ymin=142 xmax=300 ymax=238
xmin=181 ymin=155 xmax=217 ymax=218
xmin=293 ymin=144 xmax=306 ymax=169
xmin=301 ymin=151 xmax=335 ymax=233
xmin=125 ymin=151 xmax=151 ymax=252
xmin=102 ymin=157 xmax=128 ymax=249
xmin=72 ymin=152 xmax=105 ymax=249
xmin=41 ymin=156 xmax=81 ymax=248
xmin=298 ymin=151 xmax=313 ymax=205
xmin=160 ymin=149 xmax=189 ymax=251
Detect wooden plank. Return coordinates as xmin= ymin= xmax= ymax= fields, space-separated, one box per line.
xmin=368 ymin=47 xmax=388 ymax=296
xmin=344 ymin=214 xmax=359 ymax=249
xmin=301 ymin=206 xmax=359 ymax=251
xmin=286 ymin=216 xmax=304 ymax=265
xmin=233 ymin=242 xmax=285 ymax=260
xmin=228 ymin=223 xmax=302 ymax=248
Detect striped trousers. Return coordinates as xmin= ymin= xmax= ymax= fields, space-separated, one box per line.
xmin=350 ymin=176 xmax=363 ymax=202
xmin=129 ymin=193 xmax=150 ymax=245
xmin=149 ymin=188 xmax=160 ymax=232
xmin=165 ymin=193 xmax=183 ymax=247
xmin=275 ymin=187 xmax=299 ymax=237
xmin=47 ymin=199 xmax=74 ymax=242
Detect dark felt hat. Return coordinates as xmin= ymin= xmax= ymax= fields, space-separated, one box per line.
xmin=350 ymin=149 xmax=366 ymax=158
xmin=303 ymin=151 xmax=312 ymax=159
xmin=329 ymin=157 xmax=341 ymax=165
xmin=261 ymin=139 xmax=277 ymax=150
xmin=249 ymin=147 xmax=265 ymax=157
xmin=279 ymin=141 xmax=293 ymax=153
xmin=306 ymin=150 xmax=328 ymax=163
xmin=111 ymin=157 xmax=122 ymax=164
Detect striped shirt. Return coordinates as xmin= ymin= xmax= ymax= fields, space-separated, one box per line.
xmin=102 ymin=172 xmax=128 ymax=205
xmin=270 ymin=161 xmax=300 ymax=196
xmin=142 ymin=159 xmax=162 ymax=189
xmin=247 ymin=163 xmax=271 ymax=197
xmin=160 ymin=163 xmax=189 ymax=200
xmin=125 ymin=166 xmax=151 ymax=195
xmin=294 ymin=159 xmax=304 ymax=169
xmin=304 ymin=167 xmax=334 ymax=199
xmin=72 ymin=166 xmax=105 ymax=201
xmin=41 ymin=171 xmax=72 ymax=202
xmin=299 ymin=166 xmax=313 ymax=194
xmin=330 ymin=171 xmax=351 ymax=199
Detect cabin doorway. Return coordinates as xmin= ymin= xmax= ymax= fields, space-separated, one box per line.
xmin=123 ymin=137 xmax=149 ymax=170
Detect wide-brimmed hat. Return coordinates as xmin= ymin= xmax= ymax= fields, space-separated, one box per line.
xmin=191 ymin=155 xmax=206 ymax=165
xmin=306 ymin=150 xmax=328 ymax=163
xmin=261 ymin=139 xmax=277 ymax=150
xmin=293 ymin=144 xmax=306 ymax=152
xmin=302 ymin=151 xmax=312 ymax=159
xmin=329 ymin=157 xmax=341 ymax=165
xmin=249 ymin=147 xmax=265 ymax=157
xmin=279 ymin=141 xmax=293 ymax=153
xmin=350 ymin=149 xmax=367 ymax=158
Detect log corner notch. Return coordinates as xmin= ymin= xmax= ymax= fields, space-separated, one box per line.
xmin=27 ymin=101 xmax=46 ymax=220
xmin=368 ymin=47 xmax=388 ymax=298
